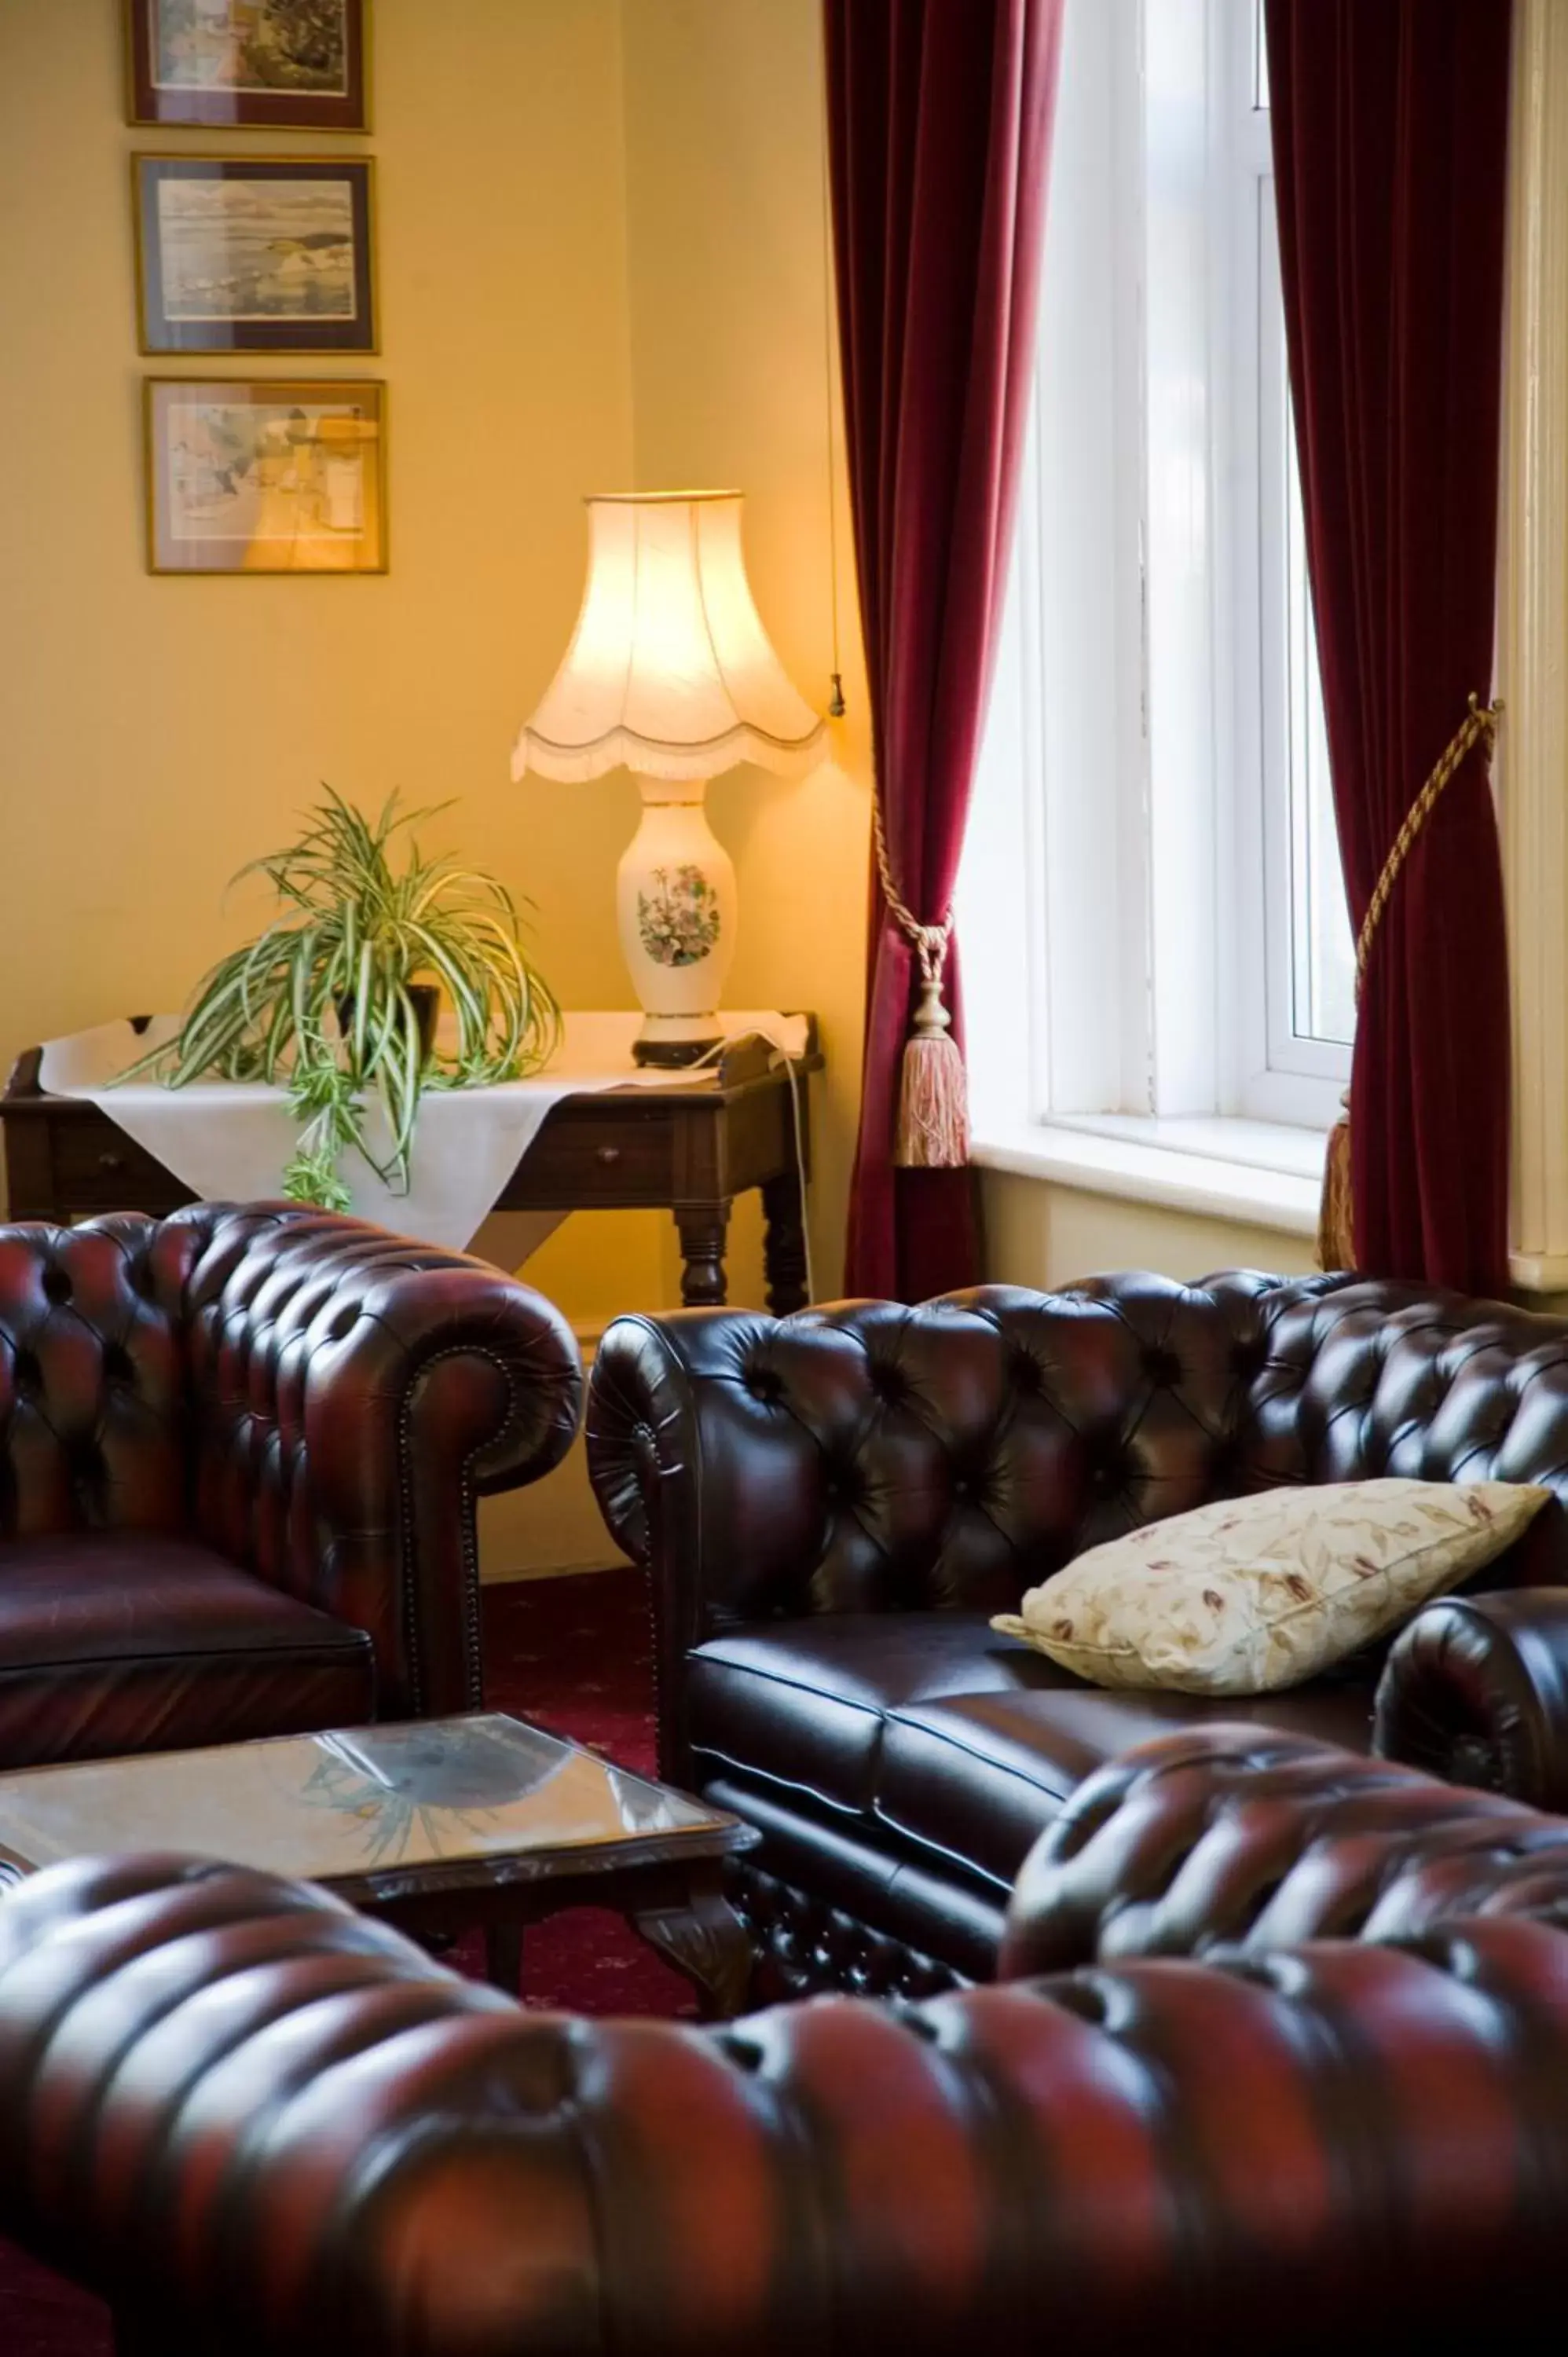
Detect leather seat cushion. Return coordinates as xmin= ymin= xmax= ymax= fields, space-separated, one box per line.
xmin=688 ymin=1613 xmax=1377 ymax=1893
xmin=687 ymin=1615 xmax=1039 ymax=1813
xmin=876 ymin=1681 xmax=1379 ymax=1890
xmin=0 ymin=1534 xmax=376 ymax=1767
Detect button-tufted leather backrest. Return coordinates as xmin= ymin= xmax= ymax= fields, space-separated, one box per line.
xmin=1240 ymin=1278 xmax=1568 ymax=1581
xmin=0 ymin=1203 xmax=371 ymax=1552
xmin=589 ymin=1269 xmax=1568 ymax=1628
xmin=0 ymin=1200 xmax=548 ymax=1589
xmin=0 ymin=1211 xmax=212 ymax=1539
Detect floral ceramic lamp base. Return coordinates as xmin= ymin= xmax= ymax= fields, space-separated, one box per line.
xmin=617 ymin=781 xmax=737 ymax=1066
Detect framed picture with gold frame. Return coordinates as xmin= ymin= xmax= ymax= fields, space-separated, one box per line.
xmin=145 ymin=377 xmax=387 ymax=575
xmin=134 ymin=156 xmax=377 ymax=355
xmin=126 ymin=0 xmax=368 ymax=132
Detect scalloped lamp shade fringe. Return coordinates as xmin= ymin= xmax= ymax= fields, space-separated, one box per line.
xmin=511 ymin=492 xmax=826 ymax=788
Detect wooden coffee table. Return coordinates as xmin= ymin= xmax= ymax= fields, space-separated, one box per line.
xmin=0 ymin=1714 xmax=762 ymax=2018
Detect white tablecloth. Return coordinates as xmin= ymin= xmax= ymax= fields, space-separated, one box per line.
xmin=39 ymin=1011 xmax=809 ymax=1253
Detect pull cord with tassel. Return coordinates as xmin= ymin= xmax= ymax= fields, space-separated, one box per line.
xmin=1317 ymin=691 xmax=1504 ymax=1270
xmin=872 ymin=796 xmax=969 ymax=1168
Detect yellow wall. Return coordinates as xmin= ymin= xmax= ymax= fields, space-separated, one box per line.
xmin=980 ymin=1173 xmax=1319 ymax=1292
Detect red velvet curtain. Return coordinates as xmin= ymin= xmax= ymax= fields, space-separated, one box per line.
xmin=1264 ymin=0 xmax=1514 ymax=1295
xmin=826 ymin=0 xmax=1065 ymax=1301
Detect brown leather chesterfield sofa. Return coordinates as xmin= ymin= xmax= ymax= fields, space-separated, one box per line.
xmin=0 ymin=1202 xmax=581 ymax=1765
xmin=587 ymin=1270 xmax=1568 ymax=1995
xmin=5 ymin=1728 xmax=1568 ymax=2356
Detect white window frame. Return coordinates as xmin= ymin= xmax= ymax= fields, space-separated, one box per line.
xmin=959 ymin=0 xmax=1350 ymax=1171
xmin=1230 ymin=2 xmax=1350 ymax=1119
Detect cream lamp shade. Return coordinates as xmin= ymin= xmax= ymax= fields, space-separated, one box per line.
xmin=513 ymin=492 xmax=826 ymax=1063
xmin=513 ymin=491 xmax=825 ymax=785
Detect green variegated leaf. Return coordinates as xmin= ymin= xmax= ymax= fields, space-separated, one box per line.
xmin=117 ymin=787 xmax=558 ymax=1200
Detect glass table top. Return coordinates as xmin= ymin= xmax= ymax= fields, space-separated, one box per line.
xmin=0 ymin=1714 xmax=742 ymax=1889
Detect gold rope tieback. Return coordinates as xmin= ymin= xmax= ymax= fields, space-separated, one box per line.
xmin=1354 ymin=692 xmax=1504 ymax=992
xmin=1317 ymin=691 xmax=1504 ymax=1271
xmin=874 ymin=796 xmax=969 ymax=1169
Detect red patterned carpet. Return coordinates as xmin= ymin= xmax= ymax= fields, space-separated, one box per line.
xmin=0 ymin=1567 xmax=684 ymax=2357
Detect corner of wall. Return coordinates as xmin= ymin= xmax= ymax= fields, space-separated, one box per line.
xmin=616 ymin=0 xmax=871 ymax=1307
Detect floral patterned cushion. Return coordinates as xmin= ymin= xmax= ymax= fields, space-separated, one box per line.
xmin=991 ymin=1479 xmax=1552 ymax=1695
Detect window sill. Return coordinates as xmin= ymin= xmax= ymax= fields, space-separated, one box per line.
xmin=970 ymin=1113 xmax=1326 ymax=1240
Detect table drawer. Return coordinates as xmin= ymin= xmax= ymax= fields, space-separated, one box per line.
xmin=505 ymin=1105 xmax=676 ymax=1204
xmin=48 ymin=1120 xmax=193 ymax=1214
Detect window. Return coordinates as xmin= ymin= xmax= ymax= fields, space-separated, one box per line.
xmin=1248 ymin=1 xmax=1355 ymax=1084
xmin=959 ymin=0 xmax=1352 ymax=1151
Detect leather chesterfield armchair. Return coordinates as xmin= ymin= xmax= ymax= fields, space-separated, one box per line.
xmin=11 ymin=1738 xmax=1568 ymax=2355
xmin=0 ymin=1202 xmax=581 ymax=1766
xmin=587 ymin=1270 xmax=1568 ymax=1992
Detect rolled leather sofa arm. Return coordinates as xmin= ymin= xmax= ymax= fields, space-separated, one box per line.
xmin=9 ymin=1857 xmax=1568 ymax=2354
xmin=588 ymin=1300 xmax=929 ymax=1780
xmin=175 ymin=1203 xmax=584 ymax=1719
xmin=586 ymin=1307 xmax=814 ymax=1624
xmin=587 ymin=1306 xmax=814 ymax=1780
xmin=1374 ymin=1589 xmax=1568 ymax=1811
xmin=1001 ymin=1723 xmax=1550 ymax=1976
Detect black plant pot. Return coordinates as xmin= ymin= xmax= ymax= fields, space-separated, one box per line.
xmin=335 ymin=981 xmax=441 ymax=1065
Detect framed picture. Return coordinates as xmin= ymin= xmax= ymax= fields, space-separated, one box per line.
xmin=145 ymin=378 xmax=387 ymax=574
xmin=134 ymin=156 xmax=376 ymax=354
xmin=126 ymin=0 xmax=368 ymax=132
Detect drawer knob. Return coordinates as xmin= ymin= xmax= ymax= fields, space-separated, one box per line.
xmin=97 ymin=1151 xmax=126 ymax=1174
xmin=595 ymin=1145 xmax=622 ymax=1167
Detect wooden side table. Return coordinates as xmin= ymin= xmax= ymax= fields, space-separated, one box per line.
xmin=1 ymin=1019 xmax=822 ymax=1314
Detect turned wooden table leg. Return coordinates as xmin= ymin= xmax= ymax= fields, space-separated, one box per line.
xmin=485 ymin=1921 xmax=525 ymax=1996
xmin=761 ymin=1170 xmax=809 ymax=1314
xmin=676 ymin=1203 xmax=730 ymax=1307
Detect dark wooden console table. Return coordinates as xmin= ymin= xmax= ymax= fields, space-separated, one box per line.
xmin=1 ymin=1020 xmax=821 ymax=1313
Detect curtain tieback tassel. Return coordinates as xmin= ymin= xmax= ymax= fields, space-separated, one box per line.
xmin=1318 ymin=691 xmax=1503 ymax=1271
xmin=897 ymin=929 xmax=968 ymax=1168
xmin=874 ymin=798 xmax=970 ymax=1170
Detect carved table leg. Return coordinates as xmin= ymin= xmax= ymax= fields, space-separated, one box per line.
xmin=632 ymin=1870 xmax=754 ymax=2019
xmin=761 ymin=1169 xmax=809 ymax=1314
xmin=676 ymin=1203 xmax=730 ymax=1308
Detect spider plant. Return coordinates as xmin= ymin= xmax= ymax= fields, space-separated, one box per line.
xmin=126 ymin=789 xmax=561 ymax=1211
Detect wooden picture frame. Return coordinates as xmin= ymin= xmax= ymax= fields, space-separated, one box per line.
xmin=145 ymin=377 xmax=387 ymax=575
xmin=126 ymin=0 xmax=368 ymax=133
xmin=134 ymin=156 xmax=377 ymax=355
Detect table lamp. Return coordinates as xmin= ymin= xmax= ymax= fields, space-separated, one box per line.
xmin=513 ymin=490 xmax=826 ymax=1065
